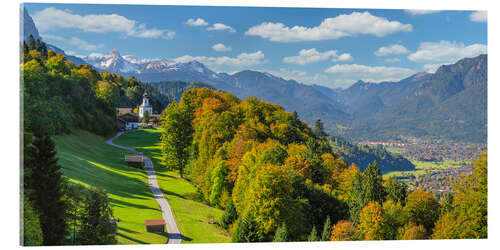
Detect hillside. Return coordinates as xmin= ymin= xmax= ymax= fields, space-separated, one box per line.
xmin=331 ymin=137 xmax=415 ymax=173
xmin=53 ymin=130 xmax=168 ymax=244
xmin=345 ymin=55 xmax=487 ymax=143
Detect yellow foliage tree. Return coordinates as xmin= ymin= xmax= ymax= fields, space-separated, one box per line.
xmin=358 ymin=202 xmax=384 ymax=240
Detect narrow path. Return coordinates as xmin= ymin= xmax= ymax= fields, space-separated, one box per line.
xmin=106 ymin=132 xmax=182 ymax=244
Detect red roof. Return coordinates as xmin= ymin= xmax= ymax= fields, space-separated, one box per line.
xmin=145 ymin=220 xmax=166 ymax=226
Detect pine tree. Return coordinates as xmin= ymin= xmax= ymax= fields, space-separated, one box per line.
xmin=273 ymin=223 xmax=288 ymax=242
xmin=220 ymin=199 xmax=238 ymax=229
xmin=232 ymin=212 xmax=262 ymax=242
xmin=314 ymin=119 xmax=328 ymax=141
xmin=25 ymin=134 xmax=67 ymax=245
xmin=321 ymin=216 xmax=332 ymax=241
xmin=307 ymin=226 xmax=319 ymax=241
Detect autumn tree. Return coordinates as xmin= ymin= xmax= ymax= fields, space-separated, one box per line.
xmin=358 ymin=202 xmax=384 ymax=240
xmin=330 ymin=220 xmax=357 ymax=241
xmin=432 ymin=153 xmax=487 ymax=239
xmin=404 ymin=189 xmax=440 ymax=236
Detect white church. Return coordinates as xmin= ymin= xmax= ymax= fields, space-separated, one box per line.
xmin=139 ymin=92 xmax=153 ymax=120
xmin=117 ymin=91 xmax=157 ymax=130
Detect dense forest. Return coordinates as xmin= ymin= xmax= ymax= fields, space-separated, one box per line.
xmin=160 ymin=88 xmax=488 ymax=242
xmin=142 ymin=81 xmax=212 ymax=102
xmin=331 ymin=137 xmax=415 ymax=173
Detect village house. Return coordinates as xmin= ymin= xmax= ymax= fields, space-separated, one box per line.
xmin=117 ymin=112 xmax=139 ymax=131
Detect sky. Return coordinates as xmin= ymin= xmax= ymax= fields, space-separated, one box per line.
xmin=23 ymin=3 xmax=487 ymax=89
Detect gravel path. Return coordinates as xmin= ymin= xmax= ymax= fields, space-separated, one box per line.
xmin=106 ymin=132 xmax=182 ymax=244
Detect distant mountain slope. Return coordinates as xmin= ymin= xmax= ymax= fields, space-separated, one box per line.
xmin=22 ymin=8 xmax=87 ymax=66
xmin=346 ymin=55 xmax=487 ymax=143
xmin=21 ymin=8 xmax=40 ymax=41
xmin=331 ymin=137 xmax=415 ymax=173
xmin=142 ymin=81 xmax=212 ymax=102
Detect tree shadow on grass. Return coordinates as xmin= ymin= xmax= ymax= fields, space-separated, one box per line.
xmin=109 ymin=197 xmax=161 ymax=212
xmin=116 ymin=232 xmax=148 ymax=244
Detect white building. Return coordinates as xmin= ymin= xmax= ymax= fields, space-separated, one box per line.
xmin=139 ymin=92 xmax=153 ymax=120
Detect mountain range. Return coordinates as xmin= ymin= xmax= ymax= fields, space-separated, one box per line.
xmin=83 ymin=48 xmax=486 ymax=143
xmin=21 ymin=9 xmax=487 ymax=143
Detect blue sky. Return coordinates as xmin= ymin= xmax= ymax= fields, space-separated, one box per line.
xmin=23 ymin=3 xmax=487 ymax=89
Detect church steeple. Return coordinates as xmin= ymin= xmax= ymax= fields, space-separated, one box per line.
xmin=139 ymin=91 xmax=153 ymax=119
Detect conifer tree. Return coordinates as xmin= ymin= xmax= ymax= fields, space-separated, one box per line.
xmin=273 ymin=223 xmax=288 ymax=242
xmin=321 ymin=216 xmax=333 ymax=241
xmin=25 ymin=133 xmax=67 ymax=245
xmin=307 ymin=226 xmax=319 ymax=241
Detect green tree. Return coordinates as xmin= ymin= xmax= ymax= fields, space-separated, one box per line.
xmin=77 ymin=188 xmax=117 ymax=245
xmin=161 ymin=101 xmax=194 ymax=178
xmin=220 ymin=199 xmax=238 ymax=229
xmin=321 ymin=216 xmax=333 ymax=241
xmin=349 ymin=161 xmax=385 ymax=224
xmin=209 ymin=161 xmax=228 ymax=206
xmin=22 ymin=198 xmax=43 ymax=246
xmin=142 ymin=110 xmax=150 ymax=125
xmin=273 ymin=223 xmax=288 ymax=242
xmin=232 ymin=212 xmax=263 ymax=242
xmin=314 ymin=119 xmax=328 ymax=141
xmin=307 ymin=226 xmax=319 ymax=241
xmin=25 ymin=134 xmax=67 ymax=245
xmin=384 ymin=177 xmax=408 ymax=205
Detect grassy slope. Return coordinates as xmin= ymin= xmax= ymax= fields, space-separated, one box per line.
xmin=113 ymin=129 xmax=231 ymax=243
xmin=53 ymin=130 xmax=168 ymax=244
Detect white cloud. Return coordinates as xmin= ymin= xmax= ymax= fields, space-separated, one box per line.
xmin=283 ymin=48 xmax=353 ymax=65
xmin=266 ymin=68 xmax=330 ymax=85
xmin=408 ymin=40 xmax=487 ymax=63
xmin=42 ymin=34 xmax=102 ymax=51
xmin=245 ymin=11 xmax=412 ymax=42
xmin=212 ymin=43 xmax=232 ymax=52
xmin=172 ymin=51 xmax=267 ymax=71
xmin=470 ymin=11 xmax=487 ymax=23
xmin=374 ymin=44 xmax=409 ymax=56
xmin=185 ymin=18 xmax=208 ymax=26
xmin=33 ymin=7 xmax=175 ymax=39
xmin=385 ymin=58 xmax=401 ymax=63
xmin=325 ymin=64 xmax=416 ymax=83
xmin=405 ymin=10 xmax=441 ymax=15
xmin=207 ymin=23 xmax=236 ymax=32
xmin=423 ymin=64 xmax=442 ymax=73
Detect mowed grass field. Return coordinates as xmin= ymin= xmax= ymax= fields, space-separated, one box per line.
xmin=113 ymin=129 xmax=231 ymax=243
xmin=53 ymin=130 xmax=168 ymax=244
xmin=384 ymin=158 xmax=469 ymax=178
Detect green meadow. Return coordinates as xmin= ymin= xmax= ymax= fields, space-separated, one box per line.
xmin=383 ymin=158 xmax=469 ymax=178
xmin=112 ymin=129 xmax=231 ymax=243
xmin=54 ymin=130 xmax=168 ymax=244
